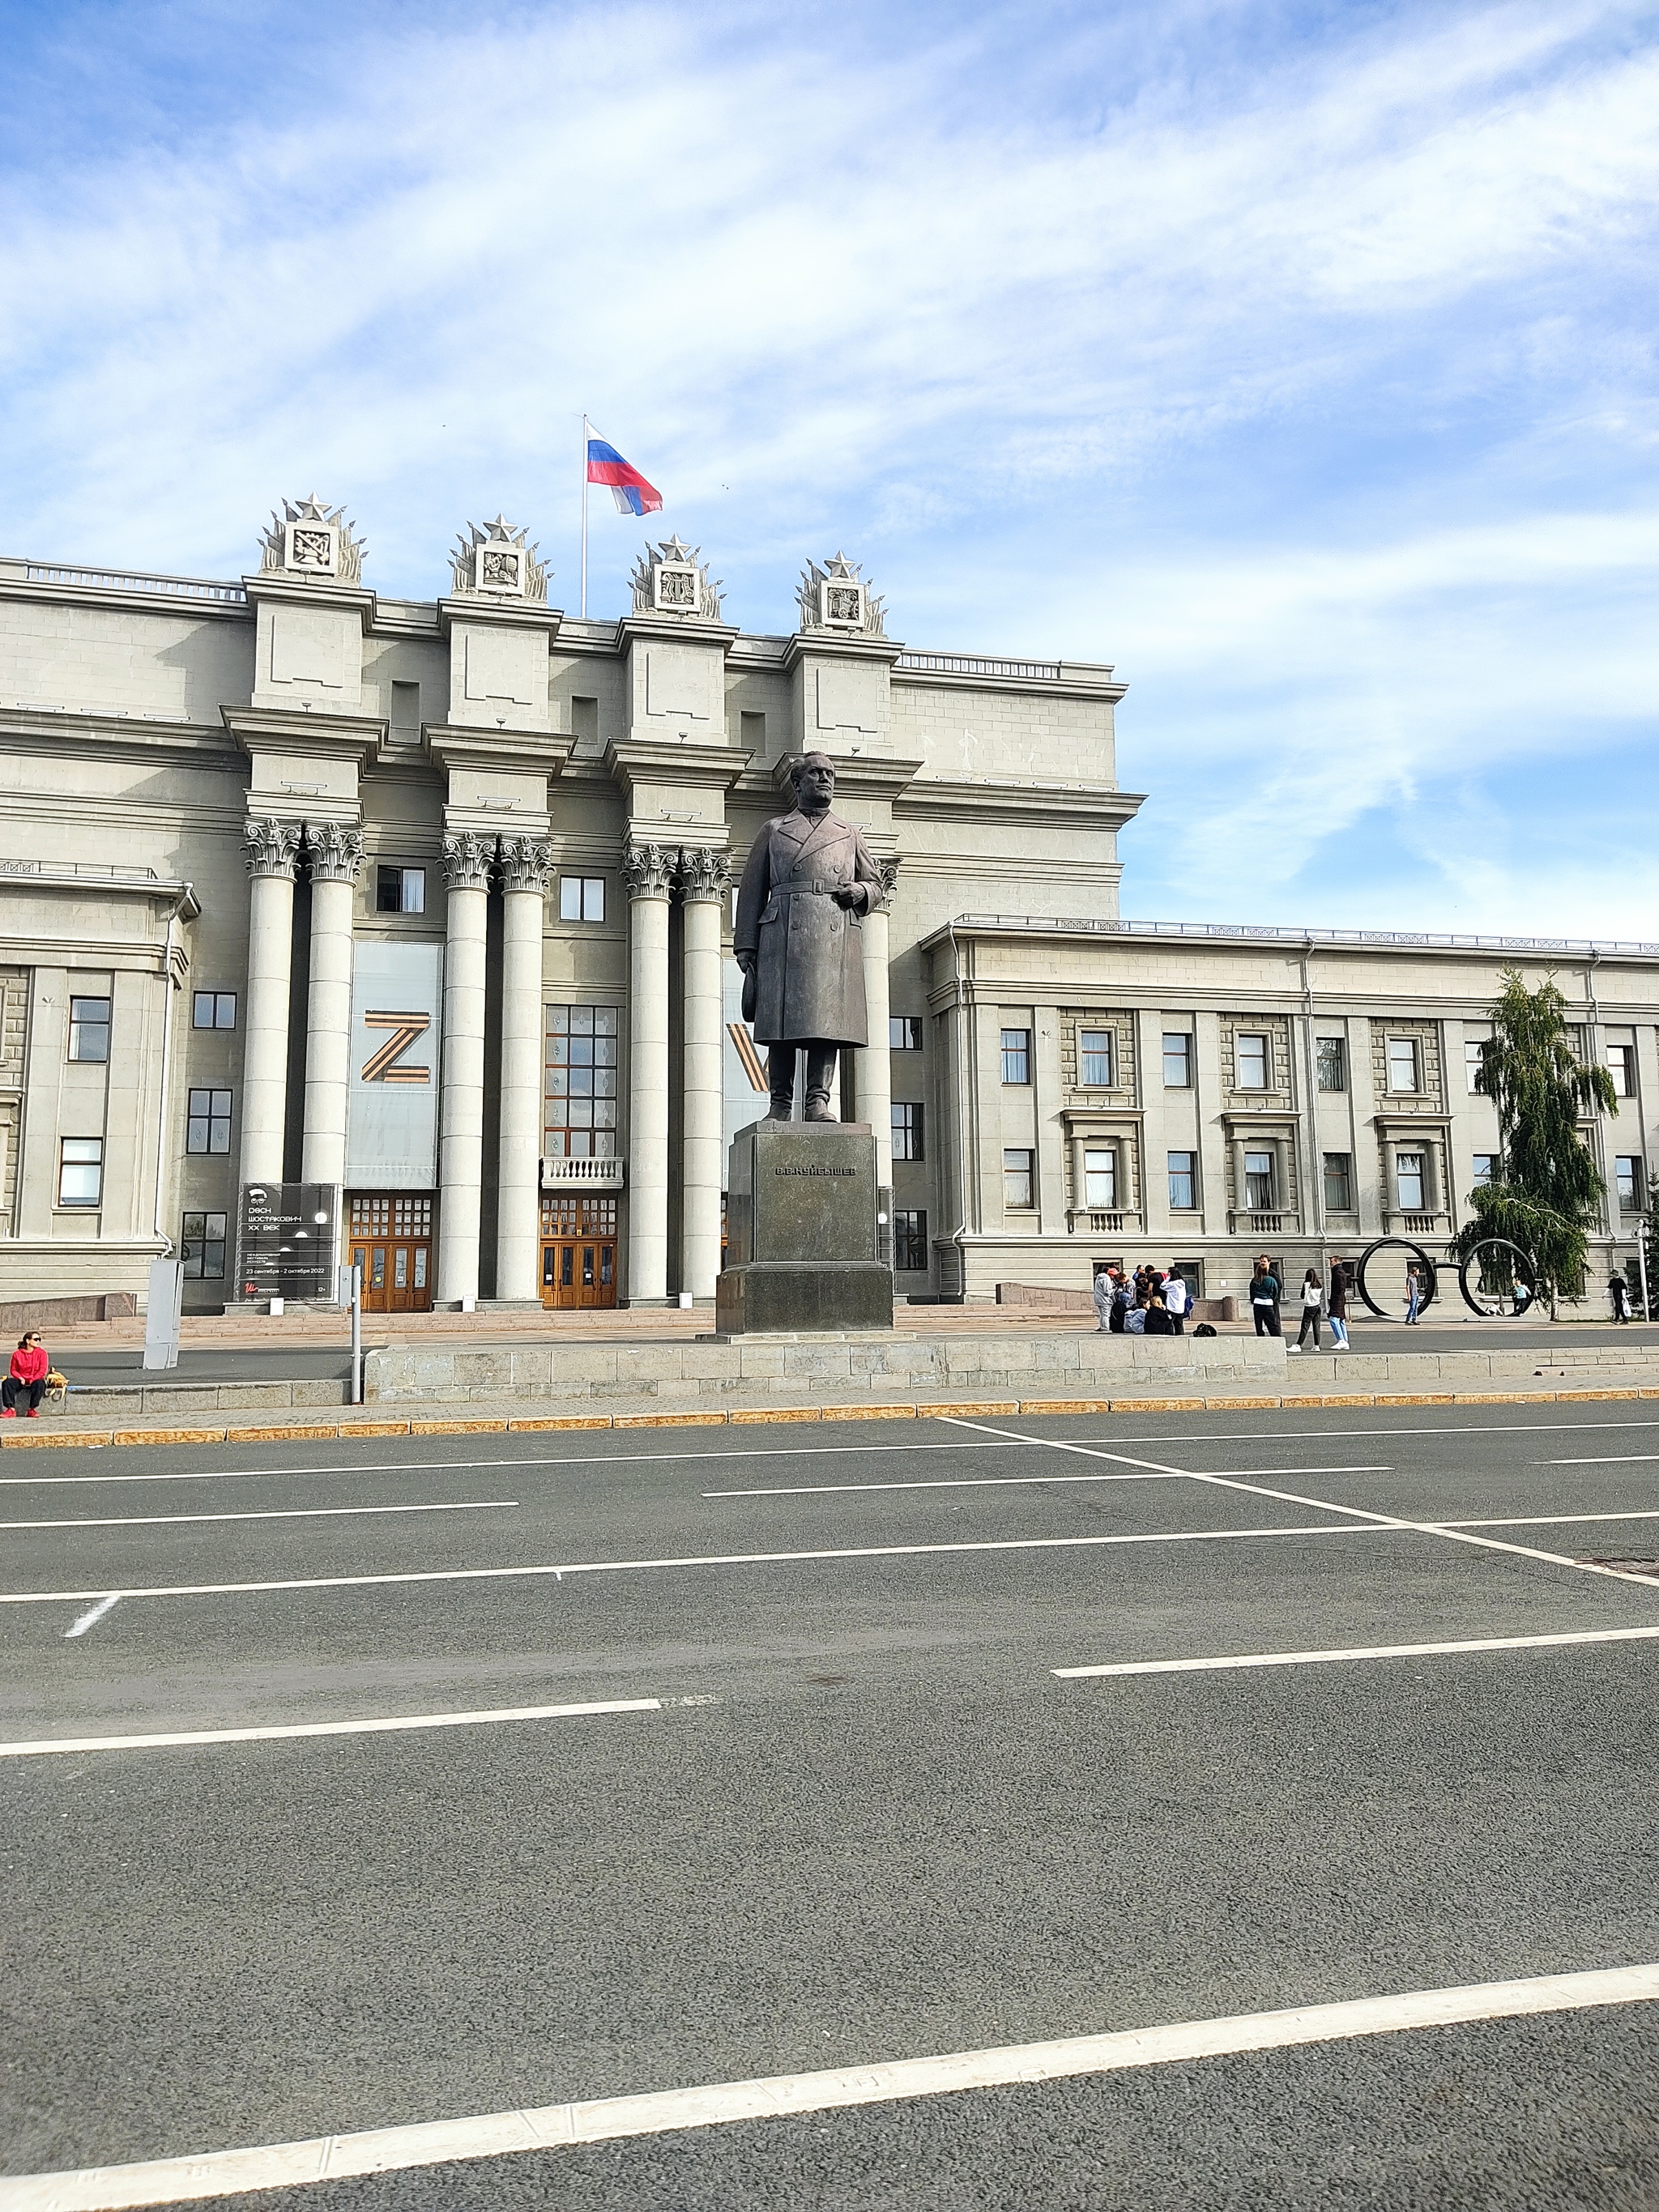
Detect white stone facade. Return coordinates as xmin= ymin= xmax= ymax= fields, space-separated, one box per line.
xmin=0 ymin=522 xmax=1648 ymax=1311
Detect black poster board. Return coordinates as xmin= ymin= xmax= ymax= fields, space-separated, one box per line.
xmin=237 ymin=1183 xmax=339 ymax=1301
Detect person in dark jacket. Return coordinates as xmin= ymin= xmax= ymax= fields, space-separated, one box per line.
xmin=1249 ymin=1257 xmax=1282 ymax=1337
xmin=1142 ymin=1294 xmax=1175 ymax=1336
xmin=2 ymin=1332 xmax=49 ymax=1417
xmin=1328 ymin=1259 xmax=1351 ymax=1350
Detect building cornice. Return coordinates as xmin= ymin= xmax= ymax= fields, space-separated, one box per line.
xmin=436 ymin=596 xmax=564 ymax=641
xmin=0 ymin=705 xmax=237 ymax=767
xmin=781 ymin=631 xmax=905 ymax=676
xmin=921 ymin=916 xmax=1659 ymax=966
xmin=423 ymin=724 xmax=575 ymax=780
xmin=222 ymin=705 xmax=387 ymax=761
xmin=898 ymin=780 xmax=1143 ymax=832
xmin=605 ymin=739 xmax=753 ymax=799
xmin=740 ymin=753 xmax=924 ymax=807
xmin=242 ymin=573 xmax=378 ymax=633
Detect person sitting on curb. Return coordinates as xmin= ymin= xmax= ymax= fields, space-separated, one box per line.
xmin=2 ymin=1332 xmax=49 ymax=1417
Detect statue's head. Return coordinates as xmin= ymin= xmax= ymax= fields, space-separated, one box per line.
xmin=795 ymin=751 xmax=836 ymax=816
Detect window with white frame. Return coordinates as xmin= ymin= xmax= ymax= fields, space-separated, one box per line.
xmin=1243 ymin=1149 xmax=1275 ymax=1209
xmin=1323 ymin=1152 xmax=1353 ymax=1211
xmin=1167 ymin=1151 xmax=1196 ymax=1209
xmin=58 ymin=1138 xmax=103 ymax=1207
xmin=1472 ymin=1153 xmax=1499 ymax=1189
xmin=68 ymin=995 xmax=110 ymax=1062
xmin=1466 ymin=1040 xmax=1487 ymax=1094
xmin=544 ymin=1004 xmax=619 ymax=1156
xmin=1162 ymin=1033 xmax=1191 ymax=1087
xmin=1078 ymin=1029 xmax=1113 ymax=1086
xmin=559 ymin=876 xmax=606 ymax=923
xmin=1235 ymin=1034 xmax=1269 ymax=1089
xmin=1003 ymin=1149 xmax=1035 ymax=1208
xmin=1395 ymin=1150 xmax=1426 ymax=1209
xmin=1316 ymin=1037 xmax=1347 ymax=1091
xmin=1609 ymin=1045 xmax=1637 ymax=1098
xmin=376 ymin=866 xmax=425 ymax=915
xmin=1082 ymin=1145 xmax=1117 ymax=1208
xmin=1387 ymin=1037 xmax=1421 ymax=1093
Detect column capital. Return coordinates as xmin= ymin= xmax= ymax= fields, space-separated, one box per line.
xmin=676 ymin=844 xmax=731 ymax=904
xmin=305 ymin=820 xmax=365 ymax=884
xmin=871 ymin=855 xmax=901 ymax=912
xmin=244 ymin=816 xmax=303 ymax=880
xmin=621 ymin=835 xmax=676 ymax=902
xmin=497 ymin=836 xmax=551 ymax=897
xmin=443 ymin=831 xmax=496 ymax=892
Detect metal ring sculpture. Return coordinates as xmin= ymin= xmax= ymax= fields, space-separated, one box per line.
xmin=1456 ymin=1238 xmax=1540 ymax=1319
xmin=1354 ymin=1236 xmax=1439 ymax=1321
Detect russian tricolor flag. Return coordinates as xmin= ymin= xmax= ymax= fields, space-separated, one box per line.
xmin=586 ymin=435 xmax=663 ymax=517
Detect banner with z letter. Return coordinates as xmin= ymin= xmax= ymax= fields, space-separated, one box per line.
xmin=345 ymin=941 xmax=443 ymax=1187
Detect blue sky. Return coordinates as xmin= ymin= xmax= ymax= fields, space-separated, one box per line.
xmin=2 ymin=0 xmax=1656 ymax=932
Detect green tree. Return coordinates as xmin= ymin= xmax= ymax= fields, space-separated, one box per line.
xmin=1450 ymin=969 xmax=1615 ymax=1306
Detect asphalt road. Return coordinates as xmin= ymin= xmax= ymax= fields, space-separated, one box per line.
xmin=5 ymin=1405 xmax=1659 ymax=2208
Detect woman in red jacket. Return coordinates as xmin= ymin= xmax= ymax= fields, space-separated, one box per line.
xmin=3 ymin=1332 xmax=48 ymax=1417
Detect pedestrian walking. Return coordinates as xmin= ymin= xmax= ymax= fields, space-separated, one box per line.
xmin=1249 ymin=1256 xmax=1282 ymax=1338
xmin=2 ymin=1332 xmax=49 ymax=1417
xmin=1092 ymin=1268 xmax=1115 ymax=1333
xmin=1405 ymin=1263 xmax=1423 ymax=1324
xmin=1163 ymin=1265 xmax=1189 ymax=1336
xmin=1328 ymin=1259 xmax=1351 ymax=1350
xmin=1610 ymin=1272 xmax=1631 ymax=1323
xmin=1291 ymin=1268 xmax=1323 ymax=1351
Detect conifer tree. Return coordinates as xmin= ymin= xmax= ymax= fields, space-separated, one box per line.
xmin=1451 ymin=969 xmax=1614 ymax=1304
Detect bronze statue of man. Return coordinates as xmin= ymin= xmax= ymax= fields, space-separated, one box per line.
xmin=735 ymin=752 xmax=883 ymax=1121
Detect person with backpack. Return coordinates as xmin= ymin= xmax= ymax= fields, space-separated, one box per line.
xmin=1249 ymin=1256 xmax=1282 ymax=1337
xmin=1291 ymin=1268 xmax=1323 ymax=1351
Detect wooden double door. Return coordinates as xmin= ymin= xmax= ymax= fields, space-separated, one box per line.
xmin=540 ymin=1194 xmax=618 ymax=1309
xmin=348 ymin=1192 xmax=435 ymax=1313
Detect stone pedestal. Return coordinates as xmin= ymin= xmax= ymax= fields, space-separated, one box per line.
xmin=716 ymin=1120 xmax=893 ymax=1335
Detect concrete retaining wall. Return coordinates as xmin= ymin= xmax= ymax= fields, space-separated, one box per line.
xmin=362 ymin=1330 xmax=1289 ymax=1406
xmin=61 ymin=1379 xmax=350 ymax=1417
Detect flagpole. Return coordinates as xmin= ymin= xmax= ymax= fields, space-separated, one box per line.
xmin=580 ymin=413 xmax=590 ymax=620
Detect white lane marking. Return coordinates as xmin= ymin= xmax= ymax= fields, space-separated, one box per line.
xmin=1543 ymin=1454 xmax=1659 ymax=1465
xmin=0 ymin=1521 xmax=1392 ymax=1610
xmin=0 ymin=1697 xmax=661 ymax=1760
xmin=1055 ymin=1622 xmax=1659 ymax=1678
xmin=704 ymin=1466 xmax=1391 ymax=1498
xmin=1 ymin=1500 xmax=516 ymax=1531
xmin=9 ymin=1415 xmax=1659 ymax=1489
xmin=940 ymin=1418 xmax=1659 ymax=1592
xmin=63 ymin=1595 xmax=120 ymax=1639
xmin=8 ymin=1963 xmax=1657 ymax=2209
xmin=1444 ymin=1508 xmax=1659 ymax=1531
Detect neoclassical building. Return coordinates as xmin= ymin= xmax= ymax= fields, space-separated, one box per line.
xmin=1 ymin=498 xmax=1653 ymax=1313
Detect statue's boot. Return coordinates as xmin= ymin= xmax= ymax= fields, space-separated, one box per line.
xmin=802 ymin=1042 xmax=838 ymax=1121
xmin=766 ymin=1044 xmax=795 ymax=1121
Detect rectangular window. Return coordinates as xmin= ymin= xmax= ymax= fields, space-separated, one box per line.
xmin=1000 ymin=1028 xmax=1031 ymax=1085
xmin=1244 ymin=1149 xmax=1275 ymax=1209
xmin=1078 ymin=1028 xmax=1114 ymax=1087
xmin=180 ymin=1209 xmax=228 ymax=1280
xmin=891 ymin=1102 xmax=924 ymax=1161
xmin=1466 ymin=1040 xmax=1488 ymax=1094
xmin=58 ymin=1137 xmax=103 ymax=1207
xmin=1323 ymin=1152 xmax=1353 ymax=1212
xmin=186 ymin=1087 xmax=232 ymax=1154
xmin=1472 ymin=1153 xmax=1498 ymax=1189
xmin=893 ymin=1209 xmax=928 ymax=1271
xmin=192 ymin=991 xmax=237 ymax=1029
xmin=1003 ymin=1147 xmax=1034 ymax=1208
xmin=1162 ymin=1033 xmax=1191 ymax=1088
xmin=1167 ymin=1150 xmax=1196 ymax=1210
xmin=1235 ymin=1033 xmax=1268 ymax=1089
xmin=1396 ymin=1151 xmax=1426 ymax=1210
xmin=559 ymin=876 xmax=606 ymax=923
xmin=1316 ymin=1037 xmax=1346 ymax=1091
xmin=1082 ymin=1146 xmax=1117 ymax=1208
xmin=889 ymin=1016 xmax=923 ymax=1051
xmin=1388 ymin=1037 xmax=1420 ymax=1093
xmin=375 ymin=865 xmax=425 ymax=914
xmin=1609 ymin=1045 xmax=1637 ymax=1098
xmin=68 ymin=995 xmax=110 ymax=1062
xmin=1616 ymin=1156 xmax=1644 ymax=1211
xmin=544 ymin=1004 xmax=620 ymax=1157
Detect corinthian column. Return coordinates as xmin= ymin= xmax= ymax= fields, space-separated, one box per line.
xmin=437 ymin=831 xmax=494 ymax=1305
xmin=497 ymin=837 xmax=550 ymax=1303
xmin=301 ymin=821 xmax=364 ymax=1189
xmin=860 ymin=858 xmax=900 ymax=1183
xmin=678 ymin=844 xmax=730 ymax=1302
xmin=239 ymin=817 xmax=302 ymax=1189
xmin=622 ymin=836 xmax=675 ymax=1303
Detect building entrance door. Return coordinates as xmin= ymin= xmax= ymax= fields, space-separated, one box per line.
xmin=539 ymin=1194 xmax=618 ymax=1309
xmin=348 ymin=1192 xmax=435 ymax=1313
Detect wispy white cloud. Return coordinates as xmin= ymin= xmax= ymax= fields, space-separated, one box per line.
xmin=0 ymin=0 xmax=1654 ymax=931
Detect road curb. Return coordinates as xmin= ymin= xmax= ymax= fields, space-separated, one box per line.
xmin=3 ymin=1383 xmax=1650 ymax=1450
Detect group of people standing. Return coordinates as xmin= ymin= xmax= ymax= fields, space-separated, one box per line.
xmin=1092 ymin=1264 xmax=1193 ymax=1336
xmin=1249 ymin=1256 xmax=1353 ymax=1350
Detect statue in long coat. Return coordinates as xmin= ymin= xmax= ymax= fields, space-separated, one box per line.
xmin=734 ymin=752 xmax=883 ymax=1121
